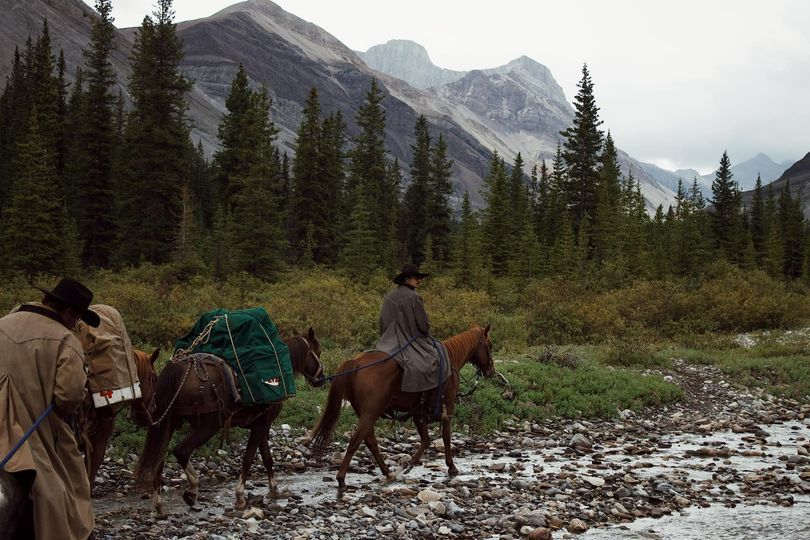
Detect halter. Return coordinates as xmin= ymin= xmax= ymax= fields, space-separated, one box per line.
xmin=296 ymin=336 xmax=324 ymax=386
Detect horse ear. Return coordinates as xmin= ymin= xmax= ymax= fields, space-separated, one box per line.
xmin=150 ymin=348 xmax=160 ymax=365
xmin=308 ymin=326 xmax=316 ymax=341
xmin=484 ymin=323 xmax=491 ymax=335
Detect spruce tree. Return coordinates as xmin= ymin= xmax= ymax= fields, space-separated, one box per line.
xmin=290 ymin=87 xmax=326 ymax=264
xmin=214 ymin=64 xmax=254 ymax=208
xmin=348 ymin=79 xmax=396 ymax=268
xmin=341 ymin=191 xmax=377 ymax=280
xmin=777 ymin=181 xmax=805 ymax=278
xmin=118 ymin=0 xmax=192 ymax=265
xmin=452 ymin=192 xmax=479 ymax=285
xmin=750 ymin=174 xmax=766 ymax=266
xmin=1 ymin=113 xmax=66 ymax=279
xmin=428 ymin=132 xmax=454 ymax=263
xmin=560 ymin=63 xmax=604 ymax=231
xmin=319 ymin=110 xmax=347 ymax=264
xmin=228 ymin=87 xmax=286 ymax=279
xmin=592 ymin=131 xmax=621 ymax=264
xmin=403 ymin=114 xmax=431 ymax=264
xmin=480 ymin=152 xmax=511 ymax=275
xmin=76 ymin=0 xmax=118 ymax=267
xmin=710 ymin=151 xmax=741 ymax=263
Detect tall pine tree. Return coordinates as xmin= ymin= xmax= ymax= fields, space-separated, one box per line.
xmin=117 ymin=0 xmax=192 ymax=265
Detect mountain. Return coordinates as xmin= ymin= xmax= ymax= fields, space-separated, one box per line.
xmin=1 ymin=0 xmax=675 ymax=210
xmin=640 ymin=153 xmax=792 ymax=204
xmin=359 ymin=39 xmax=465 ymax=90
xmin=361 ymin=40 xmax=675 ymax=211
xmin=741 ymin=152 xmax=810 ymax=217
xmin=700 ymin=153 xmax=790 ymax=191
xmin=0 ymin=0 xmax=228 ymax=154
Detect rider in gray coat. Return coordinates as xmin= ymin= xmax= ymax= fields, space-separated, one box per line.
xmin=373 ymin=264 xmax=449 ymax=393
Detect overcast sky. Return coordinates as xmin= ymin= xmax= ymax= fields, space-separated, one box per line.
xmin=85 ymin=0 xmax=810 ymax=173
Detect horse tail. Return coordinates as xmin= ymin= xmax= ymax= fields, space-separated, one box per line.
xmin=134 ymin=360 xmax=184 ymax=492
xmin=309 ymin=357 xmax=356 ymax=459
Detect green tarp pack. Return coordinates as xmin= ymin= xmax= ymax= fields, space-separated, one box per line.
xmin=174 ymin=307 xmax=295 ymax=405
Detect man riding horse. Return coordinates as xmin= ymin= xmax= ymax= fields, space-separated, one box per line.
xmin=374 ymin=264 xmax=450 ymax=419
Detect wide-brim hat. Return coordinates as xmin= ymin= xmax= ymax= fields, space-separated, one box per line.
xmin=393 ymin=264 xmax=429 ymax=284
xmin=35 ymin=277 xmax=100 ymax=327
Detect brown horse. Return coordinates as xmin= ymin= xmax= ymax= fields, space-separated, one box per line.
xmin=309 ymin=324 xmax=494 ymax=491
xmin=134 ymin=328 xmax=324 ymax=516
xmin=80 ymin=348 xmax=160 ymax=487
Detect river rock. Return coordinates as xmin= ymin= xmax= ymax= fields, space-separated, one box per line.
xmin=567 ymin=518 xmax=589 ymax=533
xmin=582 ymin=476 xmax=605 ymax=487
xmin=569 ymin=434 xmax=593 ymax=451
xmin=417 ymin=489 xmax=443 ymax=503
xmin=528 ymin=527 xmax=553 ymax=540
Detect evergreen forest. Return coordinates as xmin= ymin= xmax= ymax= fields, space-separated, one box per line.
xmin=1 ymin=2 xmax=808 ymax=293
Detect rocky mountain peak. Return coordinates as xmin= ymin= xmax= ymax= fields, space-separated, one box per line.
xmin=358 ymin=39 xmax=466 ymax=90
xmin=203 ymin=0 xmax=362 ymax=66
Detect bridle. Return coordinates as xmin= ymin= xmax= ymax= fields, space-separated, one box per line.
xmin=296 ymin=336 xmax=324 ymax=386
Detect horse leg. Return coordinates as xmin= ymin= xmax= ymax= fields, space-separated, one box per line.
xmin=88 ymin=406 xmax=116 ymax=488
xmin=363 ymin=428 xmax=393 ymax=481
xmin=336 ymin=414 xmax=379 ymax=492
xmin=153 ymin=458 xmax=167 ymax=518
xmin=256 ymin=432 xmax=280 ymax=500
xmin=235 ymin=423 xmax=264 ymax=510
xmin=173 ymin=421 xmax=219 ymax=507
xmin=441 ymin=413 xmax=458 ymax=476
xmin=405 ymin=417 xmax=430 ymax=472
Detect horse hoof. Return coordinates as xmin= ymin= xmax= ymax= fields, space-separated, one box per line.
xmin=402 ymin=464 xmax=414 ymax=474
xmin=182 ymin=491 xmax=197 ymax=506
xmin=156 ymin=511 xmax=169 ymax=520
xmin=234 ymin=500 xmax=247 ymax=511
xmin=448 ymin=467 xmax=459 ymax=477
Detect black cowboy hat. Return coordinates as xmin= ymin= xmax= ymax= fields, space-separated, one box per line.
xmin=35 ymin=277 xmax=100 ymax=327
xmin=393 ymin=264 xmax=429 ymax=284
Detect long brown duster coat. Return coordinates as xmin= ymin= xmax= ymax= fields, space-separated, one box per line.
xmin=373 ymin=285 xmax=450 ymax=392
xmin=0 ymin=304 xmax=94 ymax=540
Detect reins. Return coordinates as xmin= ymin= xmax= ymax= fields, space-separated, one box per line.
xmin=318 ymin=334 xmax=420 ymax=383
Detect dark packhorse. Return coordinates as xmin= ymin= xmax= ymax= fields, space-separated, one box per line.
xmin=309 ymin=324 xmax=495 ymax=491
xmin=134 ymin=328 xmax=324 ymax=516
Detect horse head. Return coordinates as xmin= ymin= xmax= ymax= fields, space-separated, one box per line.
xmin=131 ymin=348 xmax=160 ymax=427
xmin=293 ymin=327 xmax=325 ymax=388
xmin=470 ymin=324 xmax=495 ymax=378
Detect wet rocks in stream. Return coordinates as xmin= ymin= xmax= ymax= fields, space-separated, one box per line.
xmin=93 ymin=360 xmax=810 ymax=539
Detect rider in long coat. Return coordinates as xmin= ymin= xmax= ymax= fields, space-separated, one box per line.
xmin=0 ymin=278 xmax=99 ymax=540
xmin=373 ymin=264 xmax=449 ymax=393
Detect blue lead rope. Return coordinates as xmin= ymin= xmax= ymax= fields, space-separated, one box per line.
xmin=0 ymin=402 xmax=55 ymax=470
xmin=319 ymin=334 xmax=420 ymax=383
xmin=429 ymin=336 xmax=449 ymax=419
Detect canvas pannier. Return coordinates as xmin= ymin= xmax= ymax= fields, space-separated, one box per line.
xmin=174 ymin=307 xmax=294 ymax=406
xmin=75 ymin=305 xmax=141 ymax=407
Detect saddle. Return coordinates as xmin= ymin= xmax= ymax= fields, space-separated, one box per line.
xmin=169 ymin=354 xmax=243 ymax=417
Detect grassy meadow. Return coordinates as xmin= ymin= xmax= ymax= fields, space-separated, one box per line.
xmin=3 ymin=262 xmax=809 ymax=457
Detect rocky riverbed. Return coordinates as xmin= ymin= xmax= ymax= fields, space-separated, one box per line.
xmin=92 ymin=359 xmax=810 ymax=539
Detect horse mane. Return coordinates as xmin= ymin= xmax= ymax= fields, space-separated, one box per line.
xmin=442 ymin=326 xmax=482 ymax=367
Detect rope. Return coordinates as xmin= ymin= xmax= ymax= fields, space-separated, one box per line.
xmin=146 ymin=359 xmax=194 ymax=426
xmin=320 ymin=334 xmax=419 ymax=383
xmin=1 ymin=403 xmax=55 ymax=469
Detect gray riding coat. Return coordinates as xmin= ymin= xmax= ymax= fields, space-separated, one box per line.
xmin=373 ymin=285 xmax=450 ymax=392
